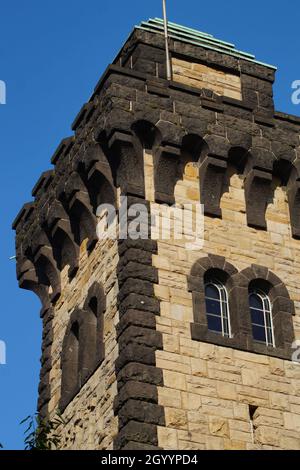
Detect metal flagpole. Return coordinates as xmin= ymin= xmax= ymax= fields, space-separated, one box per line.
xmin=162 ymin=0 xmax=172 ymax=81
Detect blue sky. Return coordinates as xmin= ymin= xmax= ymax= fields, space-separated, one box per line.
xmin=0 ymin=0 xmax=299 ymax=450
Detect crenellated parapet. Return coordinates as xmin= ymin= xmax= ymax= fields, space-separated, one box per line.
xmin=13 ymin=57 xmax=300 ymax=309
xmin=14 ymin=65 xmax=300 ymax=302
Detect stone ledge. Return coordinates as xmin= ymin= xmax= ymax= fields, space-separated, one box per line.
xmin=191 ymin=323 xmax=293 ymax=361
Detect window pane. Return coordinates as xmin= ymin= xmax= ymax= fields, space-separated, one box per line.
xmin=223 ymin=318 xmax=230 ymax=337
xmin=249 ymin=293 xmax=263 ymax=310
xmin=252 ymin=324 xmax=266 ymax=343
xmin=207 ymin=314 xmax=222 ymax=333
xmin=205 ymin=280 xmax=231 ymax=339
xmin=249 ymin=289 xmax=275 ymax=347
xmin=250 ymin=308 xmax=265 ymax=326
xmin=220 ymin=289 xmax=227 ymax=303
xmin=263 ymin=297 xmax=271 ymax=312
xmin=205 ymin=284 xmax=219 ymax=300
xmin=222 ymin=301 xmax=229 ymax=319
xmin=205 ymin=298 xmax=221 ymax=316
xmin=266 ymin=327 xmax=274 ymax=346
xmin=265 ymin=312 xmax=272 ymax=329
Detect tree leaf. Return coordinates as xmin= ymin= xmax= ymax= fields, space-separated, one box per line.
xmin=20 ymin=416 xmax=31 ymax=425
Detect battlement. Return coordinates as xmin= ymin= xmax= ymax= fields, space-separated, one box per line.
xmin=13 ymin=39 xmax=300 ymax=303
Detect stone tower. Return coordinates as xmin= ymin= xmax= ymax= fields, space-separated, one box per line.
xmin=13 ymin=18 xmax=300 ymax=450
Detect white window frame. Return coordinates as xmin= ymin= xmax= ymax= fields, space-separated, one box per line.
xmin=249 ymin=289 xmax=275 ymax=348
xmin=205 ymin=280 xmax=232 ymax=339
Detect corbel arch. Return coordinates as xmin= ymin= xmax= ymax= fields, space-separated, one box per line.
xmin=265 ymin=158 xmax=295 ymax=230
xmin=285 ymin=162 xmax=300 ymax=238
xmin=131 ymin=119 xmax=162 ymax=152
xmin=62 ymin=172 xmax=98 ymax=251
xmin=106 ymin=130 xmax=145 ymax=198
xmin=17 ymin=258 xmax=50 ymax=310
xmin=217 ymin=146 xmax=251 ymax=216
xmin=154 ymin=131 xmax=208 ymax=205
xmin=30 ymin=230 xmax=61 ymax=303
xmin=200 ymin=144 xmax=251 ymax=218
xmin=46 ymin=200 xmax=79 ymax=278
xmin=87 ymin=169 xmax=116 ymax=212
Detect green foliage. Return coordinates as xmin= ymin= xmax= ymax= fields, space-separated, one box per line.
xmin=21 ymin=412 xmax=65 ymax=450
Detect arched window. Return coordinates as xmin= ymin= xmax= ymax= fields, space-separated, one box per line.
xmin=81 ymin=293 xmax=104 ymax=381
xmin=190 ymin=257 xmax=295 ymax=359
xmin=83 ymin=283 xmax=105 ymax=369
xmin=205 ymin=279 xmax=231 ymax=338
xmin=61 ymin=319 xmax=80 ymax=409
xmin=60 ymin=283 xmax=106 ymax=412
xmin=249 ymin=290 xmax=275 ymax=347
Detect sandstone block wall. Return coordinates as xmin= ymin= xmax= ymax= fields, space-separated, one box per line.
xmin=49 ymin=237 xmax=119 ymax=450
xmin=172 ymin=58 xmax=242 ymax=100
xmin=146 ymin=163 xmax=300 ymax=450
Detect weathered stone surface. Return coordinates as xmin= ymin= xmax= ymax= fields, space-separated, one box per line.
xmin=12 ymin=18 xmax=300 ymax=452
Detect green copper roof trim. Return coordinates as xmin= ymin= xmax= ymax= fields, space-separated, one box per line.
xmin=152 ymin=18 xmax=215 ymax=40
xmin=141 ymin=19 xmax=256 ymax=59
xmin=151 ymin=18 xmax=235 ymax=48
xmin=136 ymin=18 xmax=277 ymax=71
